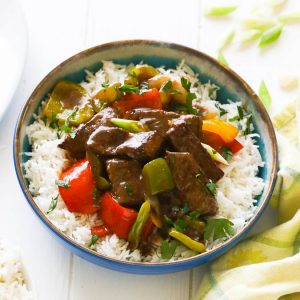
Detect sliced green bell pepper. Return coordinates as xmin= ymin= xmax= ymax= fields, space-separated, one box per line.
xmin=128 ymin=201 xmax=151 ymax=249
xmin=142 ymin=158 xmax=175 ymax=195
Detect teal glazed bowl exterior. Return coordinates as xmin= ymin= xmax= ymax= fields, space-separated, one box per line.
xmin=14 ymin=40 xmax=278 ymax=274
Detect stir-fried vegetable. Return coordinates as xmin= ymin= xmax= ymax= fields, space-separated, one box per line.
xmin=110 ymin=118 xmax=149 ymax=133
xmin=91 ymin=225 xmax=110 ymax=238
xmin=126 ymin=65 xmax=159 ymax=86
xmin=201 ymin=143 xmax=229 ymax=165
xmin=86 ymin=151 xmax=111 ymax=190
xmin=112 ymin=88 xmax=162 ymax=115
xmin=100 ymin=192 xmax=137 ymax=239
xmin=92 ymin=83 xmax=121 ymax=104
xmin=43 ymin=80 xmax=94 ymax=126
xmin=142 ymin=158 xmax=175 ymax=195
xmin=58 ymin=159 xmax=98 ymax=214
xmin=169 ymin=228 xmax=205 ymax=253
xmin=202 ymin=119 xmax=239 ymax=143
xmin=128 ymin=201 xmax=151 ymax=249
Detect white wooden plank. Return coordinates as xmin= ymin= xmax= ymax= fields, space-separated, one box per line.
xmin=85 ymin=0 xmax=201 ymax=49
xmin=0 ymin=0 xmax=89 ymax=299
xmin=70 ymin=256 xmax=190 ymax=300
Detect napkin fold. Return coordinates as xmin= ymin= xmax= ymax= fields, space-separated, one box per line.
xmin=196 ymin=99 xmax=300 ymax=300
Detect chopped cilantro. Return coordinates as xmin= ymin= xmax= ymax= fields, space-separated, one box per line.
xmin=237 ymin=105 xmax=244 ymax=120
xmin=55 ymin=179 xmax=70 ymax=189
xmin=119 ymin=84 xmax=139 ymax=94
xmin=180 ymin=203 xmax=190 ymax=214
xmin=88 ymin=234 xmax=99 ymax=248
xmin=220 ymin=146 xmax=233 ymax=161
xmin=181 ymin=77 xmax=192 ymax=92
xmin=49 ymin=113 xmax=59 ymax=129
xmin=243 ymin=114 xmax=253 ymax=135
xmin=186 ymin=93 xmax=200 ymax=115
xmin=189 ymin=210 xmax=201 ymax=220
xmin=160 ymin=239 xmax=177 ymax=259
xmin=92 ymin=187 xmax=98 ymax=201
xmin=46 ymin=195 xmax=59 ymax=214
xmin=206 ymin=180 xmax=218 ymax=196
xmin=173 ymin=219 xmax=187 ymax=232
xmin=215 ymin=103 xmax=228 ymax=117
xmin=162 ymin=80 xmax=172 ymax=93
xmin=204 ymin=218 xmax=235 ymax=241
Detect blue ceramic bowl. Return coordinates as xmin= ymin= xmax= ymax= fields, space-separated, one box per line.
xmin=14 ymin=40 xmax=278 ymax=274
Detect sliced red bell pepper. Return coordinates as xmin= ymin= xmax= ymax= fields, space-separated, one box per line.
xmin=100 ymin=192 xmax=154 ymax=240
xmin=100 ymin=192 xmax=138 ymax=239
xmin=112 ymin=88 xmax=162 ymax=116
xmin=58 ymin=159 xmax=98 ymax=214
xmin=202 ymin=130 xmax=243 ymax=155
xmin=91 ymin=225 xmax=110 ymax=238
xmin=226 ymin=139 xmax=243 ymax=154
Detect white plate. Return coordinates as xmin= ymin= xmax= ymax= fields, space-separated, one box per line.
xmin=0 ymin=0 xmax=27 ymax=120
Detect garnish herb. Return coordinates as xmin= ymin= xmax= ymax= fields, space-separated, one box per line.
xmin=140 ymin=81 xmax=149 ymax=90
xmin=189 ymin=210 xmax=201 ymax=221
xmin=237 ymin=105 xmax=244 ymax=119
xmin=55 ymin=179 xmax=70 ymax=189
xmin=205 ymin=180 xmax=218 ymax=196
xmin=181 ymin=77 xmax=191 ymax=92
xmin=58 ymin=107 xmax=78 ymax=139
xmin=173 ymin=219 xmax=188 ymax=233
xmin=186 ymin=93 xmax=200 ymax=115
xmin=119 ymin=84 xmax=139 ymax=94
xmin=180 ymin=203 xmax=190 ymax=214
xmin=164 ymin=215 xmax=174 ymax=226
xmin=88 ymin=234 xmax=99 ymax=248
xmin=243 ymin=114 xmax=253 ymax=135
xmin=49 ymin=113 xmax=59 ymax=129
xmin=46 ymin=195 xmax=59 ymax=214
xmin=215 ymin=103 xmax=228 ymax=117
xmin=124 ymin=182 xmax=134 ymax=197
xmin=221 ymin=146 xmax=233 ymax=161
xmin=205 ymin=5 xmax=238 ymax=17
xmin=92 ymin=187 xmax=98 ymax=201
xmin=258 ymin=80 xmax=272 ymax=110
xmin=160 ymin=239 xmax=177 ymax=259
xmin=162 ymin=80 xmax=172 ymax=93
xmin=204 ymin=218 xmax=235 ymax=241
xmin=258 ymin=23 xmax=283 ymax=48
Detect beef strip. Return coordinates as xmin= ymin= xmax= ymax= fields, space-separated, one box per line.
xmin=124 ymin=108 xmax=179 ymax=133
xmin=170 ymin=114 xmax=202 ymax=138
xmin=87 ymin=126 xmax=164 ymax=161
xmin=167 ymin=122 xmax=223 ymax=182
xmin=106 ymin=159 xmax=144 ymax=206
xmin=165 ymin=151 xmax=218 ymax=215
xmin=86 ymin=126 xmax=130 ymax=155
xmin=124 ymin=108 xmax=202 ymax=138
xmin=59 ymin=107 xmax=117 ymax=156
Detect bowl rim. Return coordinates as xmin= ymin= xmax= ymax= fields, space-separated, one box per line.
xmin=13 ymin=39 xmax=278 ymax=269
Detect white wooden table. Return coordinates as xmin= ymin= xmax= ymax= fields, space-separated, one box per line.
xmin=1 ymin=0 xmax=299 ymax=299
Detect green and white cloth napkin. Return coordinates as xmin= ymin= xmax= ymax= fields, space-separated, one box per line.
xmin=196 ymin=99 xmax=300 ymax=300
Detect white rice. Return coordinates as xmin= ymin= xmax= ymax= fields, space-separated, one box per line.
xmin=23 ymin=61 xmax=264 ymax=262
xmin=0 ymin=241 xmax=33 ymax=300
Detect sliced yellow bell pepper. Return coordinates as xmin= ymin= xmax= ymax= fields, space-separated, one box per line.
xmin=169 ymin=228 xmax=205 ymax=253
xmin=202 ymin=119 xmax=239 ymax=143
